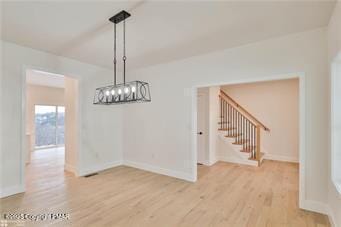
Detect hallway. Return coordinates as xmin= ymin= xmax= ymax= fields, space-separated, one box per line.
xmin=25 ymin=147 xmax=73 ymax=193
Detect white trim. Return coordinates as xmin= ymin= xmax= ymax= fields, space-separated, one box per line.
xmin=217 ymin=155 xmax=258 ymax=166
xmin=193 ymin=72 xmax=302 ymax=90
xmin=208 ymin=158 xmax=218 ymax=166
xmin=263 ymin=153 xmax=299 ymax=163
xmin=64 ymin=163 xmax=78 ymax=176
xmin=75 ymin=78 xmax=82 ymax=179
xmin=21 ymin=67 xmax=27 ymax=195
xmin=300 ymin=200 xmax=336 ymax=227
xmin=191 ymin=87 xmax=198 ymax=182
xmin=0 ymin=184 xmax=25 ymax=199
xmin=78 ymin=160 xmax=123 ymax=177
xmin=327 ymin=205 xmax=337 ymax=227
xmin=300 ymin=200 xmax=330 ymax=214
xmin=333 ymin=181 xmax=341 ymax=197
xmin=201 ymin=160 xmax=212 ymax=166
xmin=124 ymin=160 xmax=196 ymax=182
xmin=330 ymin=61 xmax=341 ymax=197
xmin=298 ymin=73 xmax=306 ymax=209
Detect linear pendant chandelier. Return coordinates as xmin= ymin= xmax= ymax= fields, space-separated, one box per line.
xmin=93 ymin=10 xmax=151 ymax=105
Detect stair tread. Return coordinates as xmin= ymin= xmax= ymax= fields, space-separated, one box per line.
xmin=240 ymin=146 xmax=256 ymax=153
xmin=225 ymin=133 xmax=242 ymax=138
xmin=233 ymin=139 xmax=249 ymax=145
xmin=218 ymin=127 xmax=236 ymax=131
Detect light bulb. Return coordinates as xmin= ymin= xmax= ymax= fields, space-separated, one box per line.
xmin=105 ymin=90 xmax=110 ymax=96
xmin=111 ymin=89 xmax=115 ymax=95
xmin=118 ymin=89 xmax=122 ymax=95
xmin=124 ymin=87 xmax=129 ymax=94
xmin=131 ymin=86 xmax=136 ymax=92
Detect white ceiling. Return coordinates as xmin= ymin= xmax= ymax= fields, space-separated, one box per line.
xmin=26 ymin=70 xmax=65 ymax=88
xmin=1 ymin=1 xmax=336 ymax=69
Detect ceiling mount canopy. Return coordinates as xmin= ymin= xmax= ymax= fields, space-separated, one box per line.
xmin=93 ymin=10 xmax=151 ymax=105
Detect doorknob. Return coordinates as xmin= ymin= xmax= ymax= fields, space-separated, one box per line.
xmin=197 ymin=132 xmax=203 ymax=135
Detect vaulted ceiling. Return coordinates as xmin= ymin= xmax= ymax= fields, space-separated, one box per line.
xmin=1 ymin=1 xmax=336 ymax=69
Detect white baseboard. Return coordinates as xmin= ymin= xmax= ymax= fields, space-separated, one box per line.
xmin=217 ymin=155 xmax=258 ymax=166
xmin=0 ymin=184 xmax=25 ymax=199
xmin=300 ymin=199 xmax=337 ymax=226
xmin=301 ymin=199 xmax=330 ymax=215
xmin=208 ymin=158 xmax=218 ymax=166
xmin=327 ymin=206 xmax=337 ymax=227
xmin=78 ymin=160 xmax=123 ymax=177
xmin=263 ymin=153 xmax=298 ymax=163
xmin=123 ymin=160 xmax=196 ymax=182
xmin=200 ymin=159 xmax=216 ymax=166
xmin=64 ymin=163 xmax=77 ymax=175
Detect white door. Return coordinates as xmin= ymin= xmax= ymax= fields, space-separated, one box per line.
xmin=197 ymin=93 xmax=207 ymax=165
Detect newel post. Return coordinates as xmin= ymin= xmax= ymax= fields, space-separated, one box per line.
xmin=256 ymin=125 xmax=261 ymax=166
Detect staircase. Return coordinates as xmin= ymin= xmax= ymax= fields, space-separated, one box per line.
xmin=218 ymin=90 xmax=269 ymax=166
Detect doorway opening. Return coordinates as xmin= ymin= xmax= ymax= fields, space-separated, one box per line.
xmin=194 ymin=74 xmax=305 ymax=209
xmin=196 ymin=78 xmax=299 ymax=169
xmin=24 ymin=69 xmax=79 ymax=192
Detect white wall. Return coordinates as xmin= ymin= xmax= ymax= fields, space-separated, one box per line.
xmin=221 ymin=79 xmax=299 ymax=162
xmin=26 ymin=84 xmax=65 ymax=150
xmin=328 ymin=1 xmax=341 ymax=62
xmin=328 ymin=1 xmax=341 ymax=226
xmin=64 ymin=77 xmax=79 ymax=175
xmin=0 ymin=2 xmax=3 ymax=197
xmin=0 ymin=41 xmax=123 ymax=197
xmin=208 ymin=86 xmax=220 ymax=165
xmin=123 ymin=28 xmax=329 ymax=210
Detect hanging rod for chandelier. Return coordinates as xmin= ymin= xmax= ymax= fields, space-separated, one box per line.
xmin=93 ymin=10 xmax=151 ymax=105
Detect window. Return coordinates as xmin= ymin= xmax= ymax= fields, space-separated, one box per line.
xmin=57 ymin=106 xmax=65 ymax=145
xmin=35 ymin=105 xmax=65 ymax=148
xmin=331 ymin=59 xmax=341 ymax=194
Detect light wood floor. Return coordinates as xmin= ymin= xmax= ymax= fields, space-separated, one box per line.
xmin=0 ymin=148 xmax=330 ymax=227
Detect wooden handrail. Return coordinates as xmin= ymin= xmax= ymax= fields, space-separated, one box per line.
xmin=219 ymin=90 xmax=270 ymax=131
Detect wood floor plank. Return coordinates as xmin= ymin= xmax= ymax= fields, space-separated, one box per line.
xmin=0 ymin=148 xmax=330 ymax=227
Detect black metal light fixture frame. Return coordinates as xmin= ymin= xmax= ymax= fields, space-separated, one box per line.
xmin=93 ymin=10 xmax=151 ymax=105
